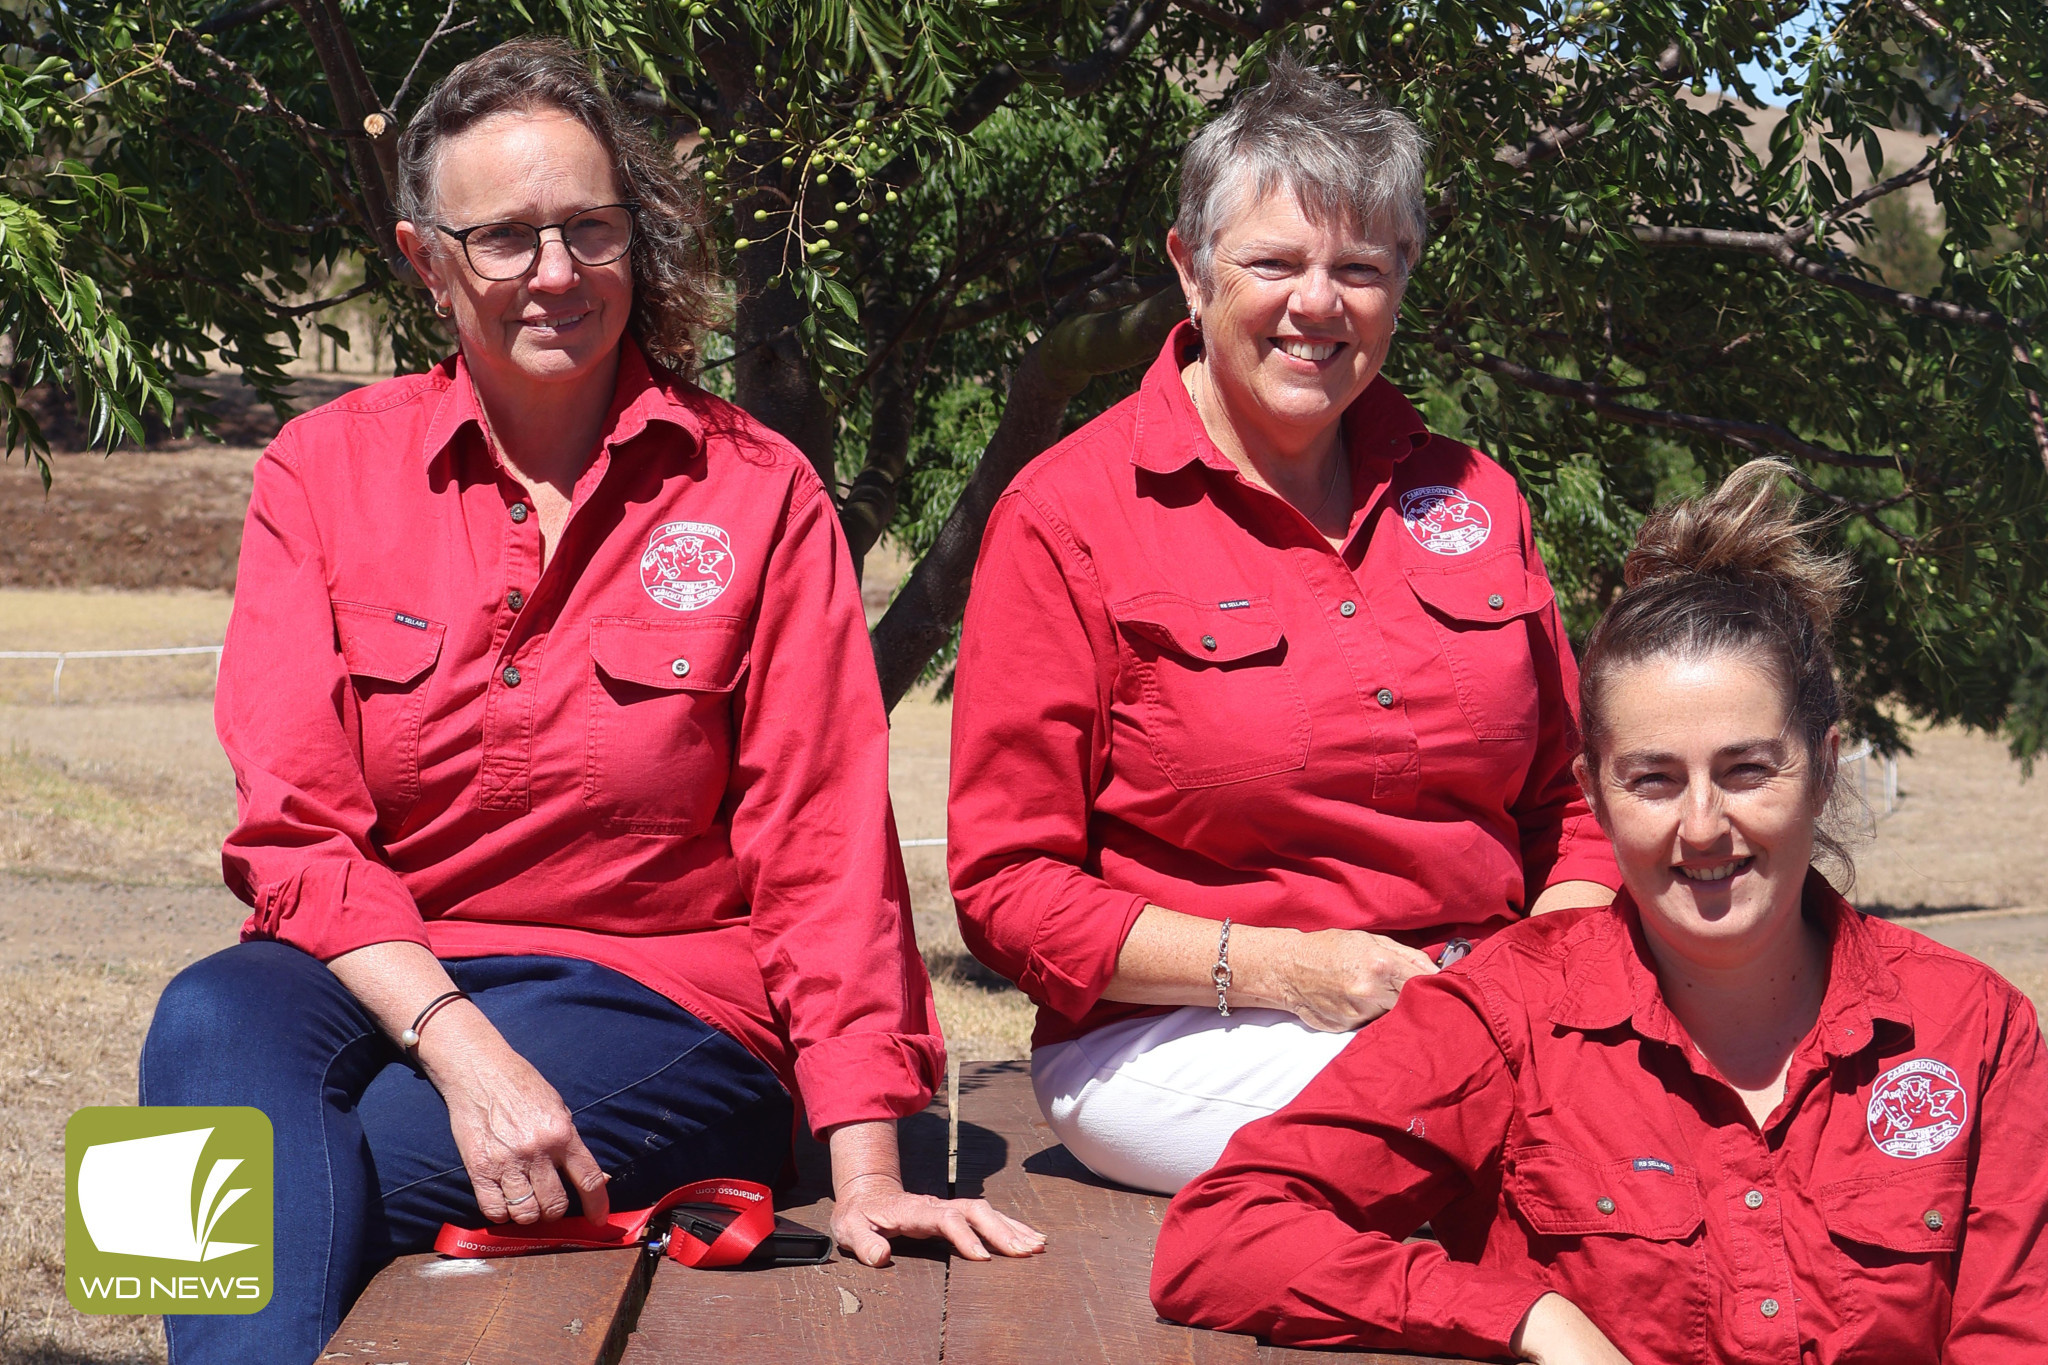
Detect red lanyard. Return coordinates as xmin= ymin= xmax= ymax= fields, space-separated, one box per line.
xmin=433 ymin=1177 xmax=776 ymax=1269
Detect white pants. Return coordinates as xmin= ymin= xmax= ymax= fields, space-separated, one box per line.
xmin=1030 ymin=1006 xmax=1356 ymax=1195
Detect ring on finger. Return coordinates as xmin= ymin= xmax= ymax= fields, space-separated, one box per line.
xmin=504 ymin=1191 xmax=537 ymax=1206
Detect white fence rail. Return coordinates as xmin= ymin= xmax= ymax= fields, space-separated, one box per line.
xmin=1840 ymin=738 xmax=1899 ymax=817
xmin=0 ymin=646 xmax=224 ymax=702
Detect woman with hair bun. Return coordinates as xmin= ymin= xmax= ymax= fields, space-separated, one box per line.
xmin=140 ymin=38 xmax=1037 ymax=1365
xmin=1153 ymin=460 xmax=2048 ymax=1363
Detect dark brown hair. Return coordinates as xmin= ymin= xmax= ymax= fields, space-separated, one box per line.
xmin=1579 ymin=459 xmax=1857 ymax=867
xmin=395 ymin=38 xmax=718 ymax=377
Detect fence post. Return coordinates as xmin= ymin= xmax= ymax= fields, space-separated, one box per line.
xmin=51 ymin=654 xmax=64 ymax=703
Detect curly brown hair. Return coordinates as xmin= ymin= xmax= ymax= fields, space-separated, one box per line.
xmin=395 ymin=38 xmax=718 ymax=378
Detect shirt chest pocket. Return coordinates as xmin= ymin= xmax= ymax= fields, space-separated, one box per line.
xmin=585 ymin=615 xmax=749 ymax=834
xmin=1507 ymin=1143 xmax=1708 ymax=1336
xmin=1110 ymin=594 xmax=1310 ymax=789
xmin=1403 ymin=552 xmax=1550 ymax=741
xmin=1812 ymin=1161 xmax=1964 ymax=1356
xmin=333 ymin=601 xmax=445 ymax=817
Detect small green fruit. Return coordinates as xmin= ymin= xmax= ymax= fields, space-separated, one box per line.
xmin=753 ymin=209 xmax=768 ymax=221
xmin=733 ymin=237 xmax=750 ymax=249
xmin=824 ymin=219 xmax=839 ymax=231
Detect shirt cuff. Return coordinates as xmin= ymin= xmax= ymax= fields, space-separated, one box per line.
xmin=1406 ymin=1257 xmax=1556 ymax=1358
xmin=1021 ymin=888 xmax=1151 ymax=1025
xmin=791 ymin=1029 xmax=944 ymax=1138
xmin=240 ymin=858 xmax=431 ymax=962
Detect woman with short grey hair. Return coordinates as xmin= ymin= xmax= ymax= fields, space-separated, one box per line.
xmin=949 ymin=56 xmax=1619 ymax=1195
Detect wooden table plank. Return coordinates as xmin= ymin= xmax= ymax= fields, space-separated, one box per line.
xmin=320 ymin=1243 xmax=648 ymax=1365
xmin=949 ymin=1061 xmax=1487 ymax=1365
xmin=618 ymin=1100 xmax=951 ymax=1363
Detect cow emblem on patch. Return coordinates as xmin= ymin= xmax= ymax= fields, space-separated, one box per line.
xmin=640 ymin=521 xmax=736 ymax=611
xmin=1399 ymin=485 xmax=1492 ymax=556
xmin=1867 ymin=1057 xmax=1968 ymax=1159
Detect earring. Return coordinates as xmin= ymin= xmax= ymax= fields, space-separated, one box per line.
xmin=1187 ymin=303 xmax=1201 ymax=329
xmin=433 ymin=299 xmax=452 ymax=319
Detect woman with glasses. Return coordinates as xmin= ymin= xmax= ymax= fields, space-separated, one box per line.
xmin=139 ymin=38 xmax=1040 ymax=1364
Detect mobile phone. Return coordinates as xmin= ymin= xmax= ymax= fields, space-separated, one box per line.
xmin=663 ymin=1203 xmax=835 ymax=1266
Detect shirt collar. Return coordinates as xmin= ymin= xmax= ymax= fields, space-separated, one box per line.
xmin=1128 ymin=320 xmax=1432 ymax=476
xmin=417 ymin=336 xmax=702 ymax=470
xmin=1549 ymin=868 xmax=1912 ymax=1058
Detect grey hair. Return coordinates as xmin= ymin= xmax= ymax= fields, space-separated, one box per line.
xmin=1175 ymin=54 xmax=1429 ymax=287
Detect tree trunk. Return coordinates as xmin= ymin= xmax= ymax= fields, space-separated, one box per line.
xmin=870 ymin=286 xmax=1185 ymax=710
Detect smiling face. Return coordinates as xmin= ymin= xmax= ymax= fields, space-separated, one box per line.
xmin=397 ymin=109 xmax=633 ymax=397
xmin=1576 ymin=653 xmax=1836 ymax=973
xmin=1167 ymin=182 xmax=1405 ymax=457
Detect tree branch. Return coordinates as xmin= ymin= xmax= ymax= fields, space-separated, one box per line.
xmin=1057 ymin=0 xmax=1168 ymax=96
xmin=276 ymin=279 xmax=381 ymax=318
xmin=870 ymin=285 xmax=1187 ymax=709
xmin=159 ymin=125 xmax=346 ymax=237
xmin=283 ymin=0 xmax=412 ymax=281
xmin=1437 ymin=334 xmax=1901 ymax=473
xmin=1889 ymin=0 xmax=2048 ymax=121
xmin=391 ymin=0 xmax=471 ymax=115
xmin=1626 ymin=223 xmax=2012 ymax=331
xmin=1498 ymin=43 xmax=1688 ymax=171
xmin=1171 ymin=0 xmax=1262 ymax=39
xmin=197 ymin=0 xmax=289 ymax=35
xmin=2021 ymin=343 xmax=2048 ymax=477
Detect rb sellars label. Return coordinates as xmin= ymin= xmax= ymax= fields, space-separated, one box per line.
xmin=65 ymin=1106 xmax=274 ymax=1314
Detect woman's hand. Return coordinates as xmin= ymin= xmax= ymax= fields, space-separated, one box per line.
xmin=831 ymin=1174 xmax=1047 ymax=1267
xmin=827 ymin=1120 xmax=1045 ymax=1267
xmin=1240 ymin=925 xmax=1438 ymax=1032
xmin=416 ymin=1006 xmax=611 ymax=1226
xmin=1510 ymin=1293 xmax=1634 ymax=1365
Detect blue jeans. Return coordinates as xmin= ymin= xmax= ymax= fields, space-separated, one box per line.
xmin=139 ymin=942 xmax=792 ymax=1365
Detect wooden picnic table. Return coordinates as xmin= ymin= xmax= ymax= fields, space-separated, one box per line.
xmin=322 ymin=1061 xmax=1484 ymax=1365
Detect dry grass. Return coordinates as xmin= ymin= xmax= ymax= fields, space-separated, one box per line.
xmin=0 ymin=962 xmax=172 ymax=1365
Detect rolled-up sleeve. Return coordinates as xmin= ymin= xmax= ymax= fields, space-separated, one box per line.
xmin=1511 ymin=510 xmax=1618 ymax=893
xmin=1153 ymin=972 xmax=1549 ymax=1357
xmin=219 ymin=441 xmax=430 ymax=960
xmin=729 ymin=475 xmax=943 ymax=1136
xmin=948 ymin=489 xmax=1149 ymax=1027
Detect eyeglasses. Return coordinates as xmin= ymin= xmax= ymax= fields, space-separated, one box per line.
xmin=435 ymin=203 xmax=641 ymax=281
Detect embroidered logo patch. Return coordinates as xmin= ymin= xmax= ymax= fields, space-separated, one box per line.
xmin=1867 ymin=1057 xmax=1968 ymax=1159
xmin=1399 ymin=485 xmax=1492 ymax=556
xmin=640 ymin=522 xmax=736 ymax=612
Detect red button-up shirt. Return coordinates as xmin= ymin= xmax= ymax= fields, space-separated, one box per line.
xmin=217 ymin=342 xmax=941 ymax=1135
xmin=949 ymin=324 xmax=1617 ymax=1049
xmin=1153 ymin=874 xmax=2048 ymax=1363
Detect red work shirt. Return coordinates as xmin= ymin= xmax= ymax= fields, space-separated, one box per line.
xmin=949 ymin=323 xmax=1616 ymax=1049
xmin=217 ymin=341 xmax=941 ymax=1135
xmin=1153 ymin=874 xmax=2048 ymax=1363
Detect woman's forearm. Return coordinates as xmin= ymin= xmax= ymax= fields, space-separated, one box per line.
xmin=325 ymin=940 xmax=500 ymax=1080
xmin=1101 ymin=906 xmax=1297 ymax=1011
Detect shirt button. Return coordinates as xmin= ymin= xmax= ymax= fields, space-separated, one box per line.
xmin=1376 ymin=687 xmax=1396 ymax=708
xmin=506 ymin=589 xmax=524 ymax=611
xmin=1745 ymin=1190 xmax=1764 ymax=1209
xmin=1200 ymin=634 xmax=1218 ymax=651
xmin=1339 ymin=600 xmax=1358 ymax=618
xmin=671 ymin=658 xmax=691 ymax=678
xmin=1594 ymin=1196 xmax=1615 ymax=1215
xmin=1487 ymin=592 xmax=1505 ymax=610
xmin=1923 ymin=1210 xmax=1943 ymax=1231
xmin=1760 ymin=1298 xmax=1780 ymax=1319
xmin=501 ymin=665 xmax=521 ymax=688
xmin=509 ymin=502 xmax=529 ymax=524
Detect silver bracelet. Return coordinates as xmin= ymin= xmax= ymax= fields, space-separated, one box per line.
xmin=1212 ymin=918 xmax=1233 ymax=1017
